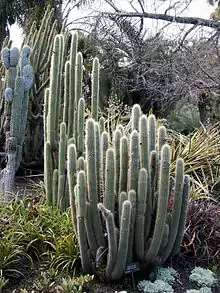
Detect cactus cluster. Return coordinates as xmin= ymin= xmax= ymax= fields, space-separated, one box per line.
xmin=0 ymin=45 xmax=34 ymax=200
xmin=44 ymin=31 xmax=99 ymax=209
xmin=44 ymin=32 xmax=190 ymax=280
xmin=67 ymin=110 xmax=190 ymax=280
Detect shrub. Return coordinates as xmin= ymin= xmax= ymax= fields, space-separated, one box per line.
xmin=182 ymin=199 xmax=220 ymax=265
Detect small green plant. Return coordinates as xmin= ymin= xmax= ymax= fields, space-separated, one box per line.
xmin=0 ymin=240 xmax=31 ymax=279
xmin=33 ymin=271 xmax=56 ymax=292
xmin=189 ymin=267 xmax=216 ymax=287
xmin=137 ymin=279 xmax=174 ymax=293
xmin=156 ymin=267 xmax=178 ymax=284
xmin=49 ymin=234 xmax=79 ymax=272
xmin=55 ymin=274 xmax=94 ymax=293
xmin=0 ymin=270 xmax=8 ymax=293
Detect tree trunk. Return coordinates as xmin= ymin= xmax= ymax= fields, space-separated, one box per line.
xmin=0 ymin=19 xmax=7 ymax=50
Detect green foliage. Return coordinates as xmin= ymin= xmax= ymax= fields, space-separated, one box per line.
xmin=189 ymin=267 xmax=216 ymax=287
xmin=0 ymin=194 xmax=79 ymax=289
xmin=156 ymin=267 xmax=178 ymax=284
xmin=0 ymin=270 xmax=8 ymax=293
xmin=0 ymin=239 xmax=30 ymax=279
xmin=137 ymin=279 xmax=174 ymax=293
xmin=49 ymin=234 xmax=79 ymax=272
xmin=55 ymin=274 xmax=94 ymax=293
xmin=33 ymin=271 xmax=56 ymax=293
xmin=169 ymin=123 xmax=220 ymax=199
xmin=186 ymin=288 xmax=212 ymax=293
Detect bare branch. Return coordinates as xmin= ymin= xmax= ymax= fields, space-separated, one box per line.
xmin=104 ymin=11 xmax=220 ymax=30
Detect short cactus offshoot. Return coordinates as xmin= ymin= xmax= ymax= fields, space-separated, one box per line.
xmin=44 ymin=32 xmax=190 ymax=280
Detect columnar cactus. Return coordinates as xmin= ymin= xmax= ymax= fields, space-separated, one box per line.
xmin=43 ymin=32 xmax=190 ymax=281
xmin=0 ymin=45 xmax=33 ymax=200
xmin=65 ymin=108 xmax=189 ymax=280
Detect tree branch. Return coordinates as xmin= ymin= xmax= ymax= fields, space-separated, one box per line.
xmin=105 ymin=11 xmax=220 ymax=30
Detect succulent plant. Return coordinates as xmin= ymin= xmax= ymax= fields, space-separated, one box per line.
xmin=43 ymin=32 xmax=190 ymax=280
xmin=0 ymin=45 xmax=33 ymax=201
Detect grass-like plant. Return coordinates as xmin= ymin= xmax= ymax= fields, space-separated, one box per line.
xmin=0 ymin=270 xmax=8 ymax=293
xmin=169 ymin=123 xmax=220 ymax=199
xmin=49 ymin=234 xmax=79 ymax=272
xmin=0 ymin=195 xmax=80 ymax=291
xmin=0 ymin=240 xmax=32 ymax=279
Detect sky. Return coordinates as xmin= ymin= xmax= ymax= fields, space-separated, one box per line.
xmin=10 ymin=0 xmax=215 ymax=48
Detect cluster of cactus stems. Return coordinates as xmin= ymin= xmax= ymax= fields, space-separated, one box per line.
xmin=0 ymin=7 xmax=62 ymax=168
xmin=44 ymin=32 xmax=190 ymax=280
xmin=0 ymin=45 xmax=34 ymax=200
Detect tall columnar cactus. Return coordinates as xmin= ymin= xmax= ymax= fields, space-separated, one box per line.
xmin=66 ymin=106 xmax=190 ymax=280
xmin=43 ymin=32 xmax=190 ymax=280
xmin=0 ymin=45 xmax=33 ymax=200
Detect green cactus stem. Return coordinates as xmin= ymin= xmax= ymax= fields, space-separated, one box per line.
xmin=158 ymin=126 xmax=167 ymax=154
xmin=63 ymin=61 xmax=70 ymax=127
xmin=127 ymin=189 xmax=136 ymax=263
xmin=104 ymin=148 xmax=115 ymax=213
xmin=159 ymin=158 xmax=184 ymax=263
xmin=44 ymin=88 xmax=49 ymax=143
xmin=85 ymin=118 xmax=105 ymax=247
xmin=95 ymin=123 xmax=101 ymax=201
xmin=111 ymin=200 xmax=132 ymax=280
xmin=113 ymin=129 xmax=122 ymax=196
xmin=171 ymin=174 xmax=190 ymax=257
xmin=85 ymin=202 xmax=98 ymax=251
xmin=158 ymin=223 xmax=169 ymax=254
xmin=116 ymin=124 xmax=124 ymax=136
xmin=91 ymin=57 xmax=100 ymax=121
xmin=119 ymin=136 xmax=128 ymax=194
xmin=75 ymin=52 xmax=83 ymax=147
xmin=77 ymin=98 xmax=85 ymax=156
xmin=52 ymin=169 xmax=59 ymax=205
xmin=57 ymin=122 xmax=67 ymax=210
xmin=148 ymin=114 xmax=156 ymax=153
xmin=68 ymin=32 xmax=78 ymax=139
xmin=77 ymin=156 xmax=85 ymax=171
xmin=118 ymin=191 xmax=128 ymax=228
xmin=139 ymin=115 xmax=149 ymax=170
xmin=76 ymin=170 xmax=91 ymax=273
xmin=45 ymin=141 xmax=53 ymax=204
xmin=67 ymin=143 xmax=77 ymax=232
xmin=47 ymin=34 xmax=61 ymax=151
xmin=100 ymin=131 xmax=109 ymax=196
xmin=144 ymin=144 xmax=170 ymax=263
xmin=128 ymin=130 xmax=139 ymax=192
xmin=135 ymin=168 xmax=148 ymax=261
xmin=131 ymin=104 xmax=142 ymax=131
xmin=98 ymin=203 xmax=117 ymax=280
xmin=99 ymin=116 xmax=105 ymax=133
